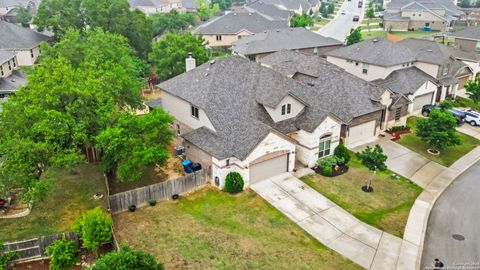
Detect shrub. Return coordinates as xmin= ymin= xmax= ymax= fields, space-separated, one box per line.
xmin=93 ymin=245 xmax=164 ymax=270
xmin=333 ymin=144 xmax=350 ymax=165
xmin=387 ymin=125 xmax=410 ymax=133
xmin=148 ymin=198 xmax=157 ymax=206
xmin=323 ymin=166 xmax=333 ymax=176
xmin=317 ymin=156 xmax=337 ymax=168
xmin=72 ymin=207 xmax=112 ymax=255
xmin=225 ymin=172 xmax=244 ymax=193
xmin=45 ymin=238 xmax=78 ymax=270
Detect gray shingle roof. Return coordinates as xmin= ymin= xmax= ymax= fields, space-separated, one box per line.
xmin=255 ymin=0 xmax=312 ymax=12
xmin=398 ymin=38 xmax=478 ymax=64
xmin=193 ymin=10 xmax=288 ymax=35
xmin=326 ymin=38 xmax=417 ymax=66
xmin=372 ymin=67 xmax=437 ymax=96
xmin=0 ymin=50 xmax=15 ymax=64
xmin=449 ymin=26 xmax=480 ymax=41
xmin=232 ymin=27 xmax=342 ymax=56
xmin=245 ymin=1 xmax=292 ymax=21
xmin=386 ymin=0 xmax=463 ymax=18
xmin=260 ymin=50 xmax=385 ymax=125
xmin=0 ymin=0 xmax=38 ymax=8
xmin=0 ymin=21 xmax=50 ymax=50
xmin=0 ymin=70 xmax=26 ymax=91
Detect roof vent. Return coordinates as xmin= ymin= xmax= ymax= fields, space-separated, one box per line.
xmin=204 ymin=72 xmax=209 ymax=77
xmin=248 ymin=12 xmax=252 ymax=15
xmin=210 ymin=59 xmax=216 ymax=65
xmin=372 ymin=38 xmax=378 ymax=43
xmin=233 ymin=13 xmax=237 ymax=15
xmin=276 ymin=29 xmax=280 ymax=32
xmin=427 ymin=49 xmax=433 ymax=52
xmin=264 ymin=30 xmax=267 ymax=33
xmin=307 ymin=81 xmax=315 ymax=87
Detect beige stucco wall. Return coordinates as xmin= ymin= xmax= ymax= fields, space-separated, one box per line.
xmin=290 ymin=115 xmax=342 ymax=168
xmin=326 ymin=56 xmax=408 ymax=81
xmin=9 ymin=46 xmax=40 ymax=66
xmin=160 ymin=90 xmax=217 ymax=132
xmin=264 ymin=95 xmax=305 ymax=122
xmin=455 ymin=38 xmax=477 ymax=52
xmin=201 ymin=30 xmax=253 ymax=47
xmin=211 ymin=132 xmax=296 ymax=188
xmin=0 ymin=56 xmax=16 ymax=78
xmin=384 ymin=20 xmax=409 ymax=31
xmin=408 ymin=80 xmax=437 ymax=113
xmin=415 ymin=61 xmax=439 ymax=78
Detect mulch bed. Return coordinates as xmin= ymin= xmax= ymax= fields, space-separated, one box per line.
xmin=313 ymin=165 xmax=349 ymax=177
xmin=389 ymin=129 xmax=412 ymax=141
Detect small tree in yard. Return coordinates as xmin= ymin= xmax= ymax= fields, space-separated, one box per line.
xmin=45 ymin=238 xmax=78 ymax=270
xmin=356 ymin=144 xmax=387 ymax=192
xmin=465 ymin=77 xmax=480 ymax=106
xmin=366 ymin=8 xmax=375 ymax=19
xmin=225 ymin=172 xmax=244 ymax=193
xmin=93 ymin=245 xmax=163 ymax=270
xmin=416 ymin=109 xmax=461 ymax=152
xmin=345 ymin=27 xmax=363 ymax=45
xmin=72 ymin=207 xmax=112 ymax=256
xmin=334 ymin=143 xmax=351 ymax=165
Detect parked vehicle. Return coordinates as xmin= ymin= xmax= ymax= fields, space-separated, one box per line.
xmin=340 ymin=10 xmax=346 ymax=15
xmin=374 ymin=11 xmax=383 ymax=17
xmin=464 ymin=109 xmax=480 ymax=126
xmin=358 ymin=1 xmax=363 ymax=8
xmin=421 ymin=104 xmax=437 ymax=117
xmin=421 ymin=105 xmax=466 ymax=125
xmin=353 ymin=15 xmax=360 ymax=21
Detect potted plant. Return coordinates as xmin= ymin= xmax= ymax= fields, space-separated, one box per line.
xmin=148 ymin=199 xmax=157 ymax=206
xmin=128 ymin=205 xmax=136 ymax=212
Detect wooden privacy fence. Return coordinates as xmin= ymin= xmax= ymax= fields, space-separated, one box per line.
xmin=109 ymin=170 xmax=207 ymax=214
xmin=3 ymin=232 xmax=79 ymax=263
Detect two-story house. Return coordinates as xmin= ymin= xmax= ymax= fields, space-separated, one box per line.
xmin=127 ymin=0 xmax=183 ymax=15
xmin=153 ymin=51 xmax=406 ymax=188
xmin=0 ymin=21 xmax=50 ymax=67
xmin=193 ymin=10 xmax=288 ymax=47
xmin=0 ymin=50 xmax=25 ymax=101
xmin=326 ymin=38 xmax=476 ymax=113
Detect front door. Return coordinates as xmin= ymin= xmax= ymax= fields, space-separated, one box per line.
xmin=436 ymin=86 xmax=442 ymax=102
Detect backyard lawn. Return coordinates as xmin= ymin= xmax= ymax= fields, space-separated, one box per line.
xmin=301 ymin=155 xmax=422 ymax=238
xmin=397 ymin=117 xmax=480 ymax=167
xmin=361 ymin=30 xmax=386 ymax=40
xmin=113 ymin=188 xmax=362 ymax=270
xmin=361 ymin=30 xmax=439 ymax=40
xmin=0 ymin=164 xmax=108 ymax=243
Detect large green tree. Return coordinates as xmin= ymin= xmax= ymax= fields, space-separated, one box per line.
xmin=16 ymin=6 xmax=33 ymax=27
xmin=356 ymin=144 xmax=387 ymax=192
xmin=212 ymin=0 xmax=233 ymax=10
xmin=290 ymin=13 xmax=314 ymax=28
xmin=34 ymin=0 xmax=153 ymax=58
xmin=149 ymin=10 xmax=195 ymax=37
xmin=72 ymin=207 xmax=112 ymax=256
xmin=366 ymin=7 xmax=375 ymax=19
xmin=96 ymin=109 xmax=175 ymax=182
xmin=93 ymin=245 xmax=164 ymax=270
xmin=196 ymin=0 xmax=220 ymax=21
xmin=149 ymin=33 xmax=208 ymax=81
xmin=345 ymin=27 xmax=363 ymax=45
xmin=465 ymin=77 xmax=480 ymax=106
xmin=416 ymin=109 xmax=461 ymax=151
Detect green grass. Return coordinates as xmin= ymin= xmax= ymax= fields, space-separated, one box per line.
xmin=453 ymin=96 xmax=480 ymax=111
xmin=390 ymin=30 xmax=439 ymax=39
xmin=113 ymin=188 xmax=362 ymax=270
xmin=0 ymin=164 xmax=108 ymax=242
xmin=361 ymin=30 xmax=387 ymax=40
xmin=361 ymin=18 xmax=382 ymax=24
xmin=397 ymin=117 xmax=480 ymax=167
xmin=301 ymin=156 xmax=422 ymax=238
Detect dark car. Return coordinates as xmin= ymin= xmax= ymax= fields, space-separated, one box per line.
xmin=421 ymin=104 xmax=466 ymax=125
xmin=358 ymin=1 xmax=363 ymax=7
xmin=353 ymin=15 xmax=360 ymax=21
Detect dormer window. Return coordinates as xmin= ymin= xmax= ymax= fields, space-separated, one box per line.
xmin=191 ymin=105 xmax=199 ymax=119
xmin=281 ymin=104 xmax=292 ymax=115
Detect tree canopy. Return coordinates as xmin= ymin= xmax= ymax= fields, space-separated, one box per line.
xmin=93 ymin=245 xmax=164 ymax=270
xmin=196 ymin=0 xmax=220 ymax=21
xmin=34 ymin=0 xmax=153 ymax=58
xmin=96 ymin=109 xmax=175 ymax=182
xmin=366 ymin=8 xmax=375 ymax=18
xmin=290 ymin=13 xmax=314 ymax=28
xmin=416 ymin=109 xmax=461 ymax=151
xmin=356 ymin=144 xmax=387 ymax=173
xmin=45 ymin=238 xmax=78 ymax=270
xmin=345 ymin=27 xmax=363 ymax=45
xmin=72 ymin=207 xmax=112 ymax=254
xmin=149 ymin=33 xmax=208 ymax=81
xmin=16 ymin=6 xmax=32 ymax=27
xmin=465 ymin=77 xmax=480 ymax=106
xmin=149 ymin=10 xmax=195 ymax=37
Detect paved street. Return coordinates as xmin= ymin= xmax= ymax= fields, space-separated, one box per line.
xmin=421 ymin=161 xmax=480 ymax=269
xmin=317 ymin=0 xmax=364 ymax=42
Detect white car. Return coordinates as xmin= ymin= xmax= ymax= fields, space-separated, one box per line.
xmin=340 ymin=10 xmax=346 ymax=15
xmin=374 ymin=11 xmax=383 ymax=17
xmin=464 ymin=109 xmax=480 ymax=126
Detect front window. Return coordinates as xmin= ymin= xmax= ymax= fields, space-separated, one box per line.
xmin=191 ymin=105 xmax=199 ymax=119
xmin=216 ymin=35 xmax=222 ymax=41
xmin=362 ymin=63 xmax=369 ymax=74
xmin=281 ymin=104 xmax=292 ymax=115
xmin=313 ymin=47 xmax=318 ymax=55
xmin=395 ymin=107 xmax=402 ymax=121
xmin=442 ymin=63 xmax=449 ymax=76
xmin=318 ymin=135 xmax=332 ymax=158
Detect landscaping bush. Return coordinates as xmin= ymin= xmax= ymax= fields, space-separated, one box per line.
xmin=317 ymin=156 xmax=337 ymax=168
xmin=387 ymin=125 xmax=410 ymax=133
xmin=45 ymin=238 xmax=78 ymax=270
xmin=333 ymin=144 xmax=350 ymax=165
xmin=323 ymin=166 xmax=333 ymax=176
xmin=225 ymin=172 xmax=244 ymax=193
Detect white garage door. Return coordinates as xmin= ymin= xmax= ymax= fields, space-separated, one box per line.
xmin=249 ymin=154 xmax=288 ymax=185
xmin=348 ymin=121 xmax=376 ymax=145
xmin=413 ymin=93 xmax=433 ymax=112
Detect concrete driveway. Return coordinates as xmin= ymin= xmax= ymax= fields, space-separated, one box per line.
xmin=352 ymin=137 xmax=446 ymax=188
xmin=250 ymin=173 xmax=404 ymax=269
xmin=458 ymin=124 xmax=480 ymax=140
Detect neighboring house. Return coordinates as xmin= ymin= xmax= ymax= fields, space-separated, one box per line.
xmin=326 ymin=38 xmax=476 ymax=109
xmin=0 ymin=0 xmax=39 ymax=23
xmin=0 ymin=50 xmax=25 ymax=100
xmin=244 ymin=0 xmax=294 ymax=21
xmin=193 ymin=10 xmax=288 ymax=47
xmin=231 ymin=27 xmax=343 ymax=61
xmin=181 ymin=0 xmax=198 ymax=12
xmin=248 ymin=0 xmax=320 ymax=14
xmin=0 ymin=21 xmax=49 ymax=66
xmin=154 ymin=52 xmax=405 ymax=188
xmin=445 ymin=26 xmax=480 ymax=53
xmin=127 ymin=0 xmax=183 ymax=15
xmin=383 ymin=0 xmax=464 ymax=31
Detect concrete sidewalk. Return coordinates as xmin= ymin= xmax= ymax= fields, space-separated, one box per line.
xmin=251 ymin=174 xmax=405 ymax=270
xmin=458 ymin=124 xmax=480 ymax=140
xmin=352 ymin=136 xmax=447 ymax=188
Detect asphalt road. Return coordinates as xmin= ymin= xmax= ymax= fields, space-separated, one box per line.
xmin=421 ymin=161 xmax=480 ymax=269
xmin=317 ymin=0 xmax=363 ymax=42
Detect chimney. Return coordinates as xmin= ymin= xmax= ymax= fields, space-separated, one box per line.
xmin=185 ymin=52 xmax=196 ymax=72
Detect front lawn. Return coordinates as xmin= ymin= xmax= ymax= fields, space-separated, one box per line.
xmin=0 ymin=164 xmax=108 ymax=242
xmin=113 ymin=188 xmax=362 ymax=270
xmin=301 ymin=156 xmax=422 ymax=238
xmin=390 ymin=30 xmax=439 ymax=39
xmin=397 ymin=117 xmax=480 ymax=167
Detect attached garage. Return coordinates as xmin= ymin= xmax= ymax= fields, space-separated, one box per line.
xmin=249 ymin=154 xmax=289 ymax=185
xmin=347 ymin=120 xmax=376 ymax=146
xmin=413 ymin=92 xmax=434 ymax=112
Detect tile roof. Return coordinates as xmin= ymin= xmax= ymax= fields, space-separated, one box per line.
xmin=193 ymin=10 xmax=288 ymax=35
xmin=449 ymin=26 xmax=480 ymax=41
xmin=0 ymin=50 xmax=15 ymax=64
xmin=372 ymin=67 xmax=437 ymax=95
xmin=232 ymin=27 xmax=342 ymax=55
xmin=0 ymin=21 xmax=50 ymax=50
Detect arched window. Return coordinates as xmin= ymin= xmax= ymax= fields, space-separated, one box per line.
xmin=318 ymin=134 xmax=332 ymax=158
